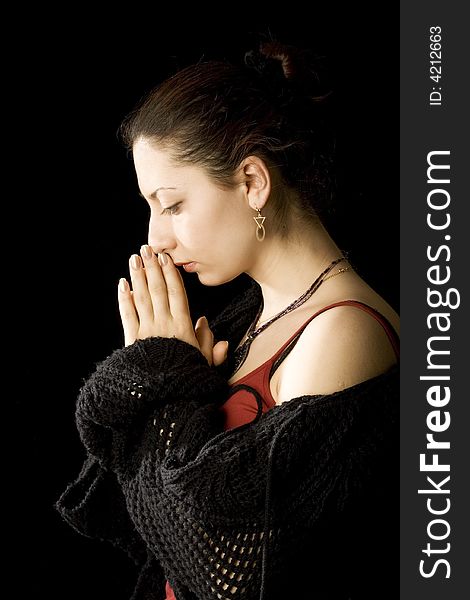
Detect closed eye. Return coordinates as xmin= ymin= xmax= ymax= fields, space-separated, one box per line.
xmin=161 ymin=202 xmax=181 ymax=216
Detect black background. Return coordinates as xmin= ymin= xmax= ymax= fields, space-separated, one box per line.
xmin=16 ymin=8 xmax=398 ymax=599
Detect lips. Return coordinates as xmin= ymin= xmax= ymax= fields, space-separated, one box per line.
xmin=181 ymin=261 xmax=197 ymax=272
xmin=174 ymin=261 xmax=198 ymax=272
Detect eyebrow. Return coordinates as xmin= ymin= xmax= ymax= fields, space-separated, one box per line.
xmin=139 ymin=186 xmax=178 ymax=201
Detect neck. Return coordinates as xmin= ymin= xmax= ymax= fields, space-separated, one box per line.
xmin=245 ymin=222 xmax=345 ymax=319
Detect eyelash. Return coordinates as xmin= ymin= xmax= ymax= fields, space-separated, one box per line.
xmin=161 ymin=203 xmax=181 ymax=216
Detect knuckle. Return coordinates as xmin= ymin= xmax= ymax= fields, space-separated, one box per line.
xmin=149 ymin=283 xmax=166 ymax=295
xmin=121 ymin=308 xmax=135 ymax=320
xmin=134 ymin=291 xmax=148 ymax=303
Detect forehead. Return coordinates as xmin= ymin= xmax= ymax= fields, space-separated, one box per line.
xmin=132 ymin=139 xmax=206 ymax=195
xmin=133 ymin=139 xmax=176 ymax=175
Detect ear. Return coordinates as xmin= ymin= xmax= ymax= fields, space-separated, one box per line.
xmin=240 ymin=156 xmax=271 ymax=211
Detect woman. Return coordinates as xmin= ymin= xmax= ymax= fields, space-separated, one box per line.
xmin=57 ymin=42 xmax=399 ymax=599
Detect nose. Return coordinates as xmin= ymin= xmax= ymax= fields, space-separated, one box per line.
xmin=147 ymin=209 xmax=176 ymax=254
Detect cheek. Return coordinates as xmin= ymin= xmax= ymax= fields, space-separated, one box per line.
xmin=178 ymin=205 xmax=228 ymax=246
xmin=179 ymin=196 xmax=247 ymax=252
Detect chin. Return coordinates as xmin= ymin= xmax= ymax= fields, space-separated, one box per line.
xmin=196 ymin=270 xmax=240 ymax=287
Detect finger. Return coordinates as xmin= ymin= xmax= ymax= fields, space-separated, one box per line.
xmin=118 ymin=278 xmax=139 ymax=346
xmin=129 ymin=254 xmax=154 ymax=321
xmin=139 ymin=245 xmax=171 ymax=316
xmin=157 ymin=253 xmax=192 ymax=319
xmin=213 ymin=340 xmax=229 ymax=367
xmin=195 ymin=316 xmax=213 ymax=365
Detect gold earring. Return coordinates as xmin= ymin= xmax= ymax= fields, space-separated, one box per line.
xmin=253 ymin=206 xmax=266 ymax=242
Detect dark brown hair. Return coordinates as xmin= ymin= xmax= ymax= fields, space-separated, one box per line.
xmin=120 ymin=42 xmax=335 ymax=239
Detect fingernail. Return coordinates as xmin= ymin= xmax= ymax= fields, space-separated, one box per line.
xmin=119 ymin=278 xmax=129 ymax=293
xmin=141 ymin=245 xmax=153 ymax=259
xmin=158 ymin=252 xmax=168 ymax=266
xmin=131 ymin=254 xmax=141 ymax=270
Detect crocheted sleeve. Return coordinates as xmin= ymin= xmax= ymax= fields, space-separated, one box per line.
xmin=61 ymin=331 xmax=397 ymax=600
xmin=73 ymin=337 xmax=228 ymax=472
xmin=55 ymin=336 xmax=228 ymax=596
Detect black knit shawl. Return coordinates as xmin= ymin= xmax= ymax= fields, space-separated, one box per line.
xmin=56 ymin=280 xmax=399 ymax=599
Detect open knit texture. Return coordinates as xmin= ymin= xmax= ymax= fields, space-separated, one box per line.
xmin=56 ymin=279 xmax=399 ymax=599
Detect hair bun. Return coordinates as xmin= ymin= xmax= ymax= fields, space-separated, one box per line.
xmin=244 ymin=42 xmax=299 ymax=85
xmin=258 ymin=41 xmax=304 ymax=81
xmin=244 ymin=40 xmax=329 ymax=103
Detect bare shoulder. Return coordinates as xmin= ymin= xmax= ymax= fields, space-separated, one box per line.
xmin=274 ymin=304 xmax=399 ymax=405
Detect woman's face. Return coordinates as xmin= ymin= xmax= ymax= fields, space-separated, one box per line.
xmin=133 ymin=139 xmax=256 ymax=286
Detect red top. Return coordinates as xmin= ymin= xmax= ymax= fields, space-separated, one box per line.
xmin=164 ymin=300 xmax=399 ymax=599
